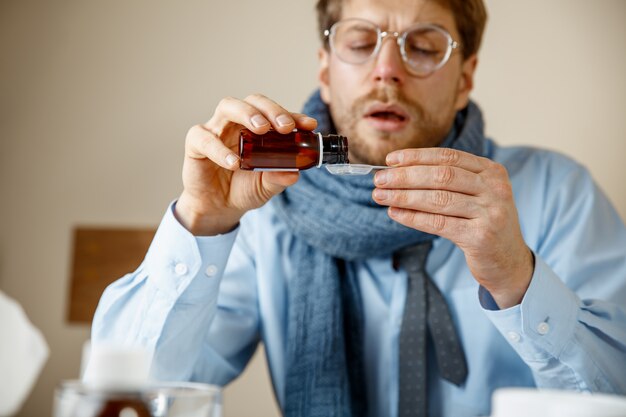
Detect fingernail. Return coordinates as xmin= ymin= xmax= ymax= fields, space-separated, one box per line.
xmin=251 ymin=114 xmax=268 ymax=128
xmin=276 ymin=114 xmax=293 ymax=127
xmin=226 ymin=153 xmax=239 ymax=168
xmin=374 ymin=171 xmax=389 ymax=186
xmin=373 ymin=189 xmax=390 ymax=201
xmin=388 ymin=207 xmax=401 ymax=217
xmin=386 ymin=152 xmax=402 ymax=166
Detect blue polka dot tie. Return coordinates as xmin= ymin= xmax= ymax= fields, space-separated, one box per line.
xmin=395 ymin=242 xmax=468 ymax=416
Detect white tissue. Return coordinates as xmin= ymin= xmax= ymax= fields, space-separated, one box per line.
xmin=81 ymin=341 xmax=151 ymax=389
xmin=491 ymin=388 xmax=626 ymax=417
xmin=0 ymin=291 xmax=49 ymax=417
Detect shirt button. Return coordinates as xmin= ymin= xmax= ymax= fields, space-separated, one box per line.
xmin=205 ymin=264 xmax=218 ymax=277
xmin=536 ymin=322 xmax=550 ymax=335
xmin=174 ymin=262 xmax=188 ymax=276
xmin=507 ymin=331 xmax=521 ymax=343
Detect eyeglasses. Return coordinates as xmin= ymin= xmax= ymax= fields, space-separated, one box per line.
xmin=324 ymin=18 xmax=460 ymax=77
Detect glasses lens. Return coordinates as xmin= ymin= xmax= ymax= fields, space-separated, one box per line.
xmin=403 ymin=26 xmax=451 ymax=74
xmin=331 ymin=20 xmax=379 ymax=64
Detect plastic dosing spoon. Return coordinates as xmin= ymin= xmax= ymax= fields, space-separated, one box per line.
xmin=325 ymin=163 xmax=391 ymax=176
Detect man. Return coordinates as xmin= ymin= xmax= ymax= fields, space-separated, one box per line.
xmin=91 ymin=0 xmax=626 ymax=416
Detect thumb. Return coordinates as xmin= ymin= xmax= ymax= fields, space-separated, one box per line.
xmin=261 ymin=171 xmax=300 ymax=197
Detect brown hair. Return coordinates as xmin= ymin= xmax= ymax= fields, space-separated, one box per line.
xmin=316 ymin=0 xmax=488 ymax=59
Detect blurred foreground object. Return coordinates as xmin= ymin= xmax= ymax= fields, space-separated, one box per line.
xmin=53 ymin=343 xmax=222 ymax=416
xmin=0 ymin=291 xmax=49 ymax=416
xmin=54 ymin=381 xmax=222 ymax=417
xmin=491 ymin=387 xmax=626 ymax=417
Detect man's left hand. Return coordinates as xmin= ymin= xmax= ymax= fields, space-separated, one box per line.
xmin=372 ymin=148 xmax=534 ymax=309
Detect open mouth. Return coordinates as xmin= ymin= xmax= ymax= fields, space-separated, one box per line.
xmin=364 ymin=103 xmax=410 ymax=132
xmin=366 ymin=110 xmax=407 ymax=122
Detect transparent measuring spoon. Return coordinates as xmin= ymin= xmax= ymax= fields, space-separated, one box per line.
xmin=325 ymin=164 xmax=391 ymax=176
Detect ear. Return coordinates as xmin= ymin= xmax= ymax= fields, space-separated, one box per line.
xmin=454 ymin=54 xmax=478 ymax=111
xmin=318 ymin=47 xmax=331 ymax=104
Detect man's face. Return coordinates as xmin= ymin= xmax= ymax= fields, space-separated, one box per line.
xmin=318 ymin=0 xmax=477 ymax=165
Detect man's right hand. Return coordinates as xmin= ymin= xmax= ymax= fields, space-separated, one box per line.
xmin=174 ymin=94 xmax=317 ymax=236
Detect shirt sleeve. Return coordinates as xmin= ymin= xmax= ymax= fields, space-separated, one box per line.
xmin=91 ymin=201 xmax=260 ymax=385
xmin=479 ymin=160 xmax=626 ymax=394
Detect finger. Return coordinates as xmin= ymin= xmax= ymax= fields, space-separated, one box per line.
xmin=372 ymin=189 xmax=481 ymax=219
xmin=261 ymin=171 xmax=300 ymax=195
xmin=207 ymin=96 xmax=272 ymax=136
xmin=386 ymin=148 xmax=490 ymax=173
xmin=261 ymin=171 xmax=300 ymax=200
xmin=374 ymin=165 xmax=483 ymax=195
xmin=387 ymin=207 xmax=467 ymax=240
xmin=243 ymin=93 xmax=297 ymax=134
xmin=186 ymin=124 xmax=239 ymax=170
xmin=291 ymin=113 xmax=318 ymax=131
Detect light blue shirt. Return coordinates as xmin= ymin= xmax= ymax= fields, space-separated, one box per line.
xmin=92 ymin=140 xmax=626 ymax=417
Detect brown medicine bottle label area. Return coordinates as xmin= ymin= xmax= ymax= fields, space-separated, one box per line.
xmin=239 ymin=129 xmax=348 ymax=171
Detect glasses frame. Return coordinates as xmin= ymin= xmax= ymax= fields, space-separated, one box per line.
xmin=323 ymin=18 xmax=461 ymax=77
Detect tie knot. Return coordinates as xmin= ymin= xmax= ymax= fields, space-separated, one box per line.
xmin=394 ymin=241 xmax=432 ymax=273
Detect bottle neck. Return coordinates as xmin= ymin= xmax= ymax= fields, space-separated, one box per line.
xmin=320 ymin=133 xmax=349 ymax=165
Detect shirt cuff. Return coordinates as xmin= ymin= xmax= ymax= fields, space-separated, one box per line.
xmin=143 ymin=201 xmax=239 ymax=303
xmin=480 ymin=254 xmax=581 ymax=361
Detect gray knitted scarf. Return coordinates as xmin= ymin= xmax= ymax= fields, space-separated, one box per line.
xmin=272 ymin=90 xmax=486 ymax=416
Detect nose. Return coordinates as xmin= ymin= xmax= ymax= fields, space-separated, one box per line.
xmin=371 ymin=36 xmax=406 ymax=84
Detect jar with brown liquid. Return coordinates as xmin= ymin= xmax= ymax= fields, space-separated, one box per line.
xmin=239 ymin=129 xmax=349 ymax=171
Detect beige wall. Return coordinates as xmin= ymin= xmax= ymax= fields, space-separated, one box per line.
xmin=1 ymin=1 xmax=624 ymax=416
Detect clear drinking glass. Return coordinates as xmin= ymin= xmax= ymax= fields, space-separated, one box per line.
xmin=53 ymin=380 xmax=221 ymax=417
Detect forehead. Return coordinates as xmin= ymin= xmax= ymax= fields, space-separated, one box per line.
xmin=340 ymin=0 xmax=457 ymax=36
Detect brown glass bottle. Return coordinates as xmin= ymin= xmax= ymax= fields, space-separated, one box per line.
xmin=239 ymin=128 xmax=349 ymax=171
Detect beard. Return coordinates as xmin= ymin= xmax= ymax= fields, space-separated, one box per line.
xmin=329 ymin=86 xmax=458 ymax=166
